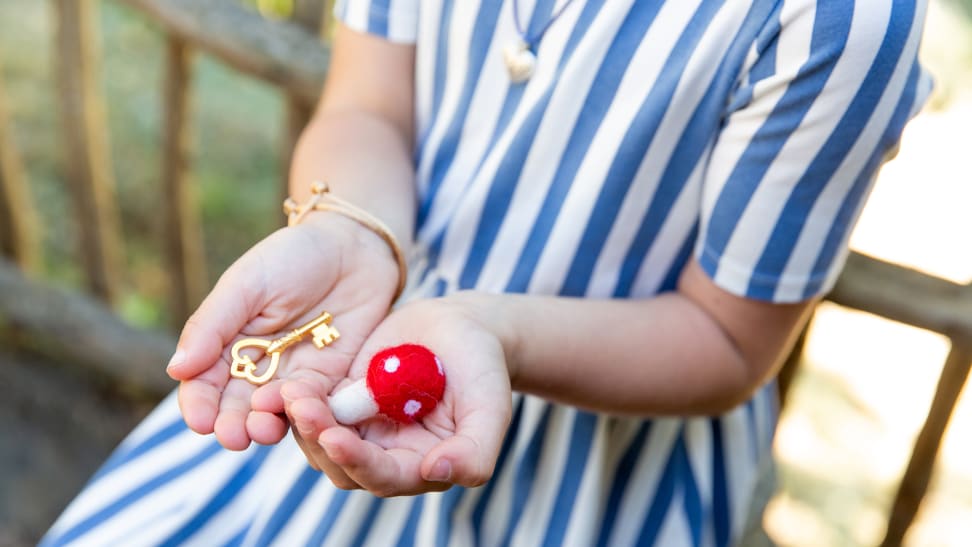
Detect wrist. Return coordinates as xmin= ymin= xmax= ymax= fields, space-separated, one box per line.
xmin=285 ymin=181 xmax=408 ymax=302
xmin=446 ymin=290 xmax=523 ymax=384
xmin=295 ymin=211 xmax=400 ymax=290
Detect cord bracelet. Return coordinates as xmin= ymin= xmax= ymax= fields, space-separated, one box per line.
xmin=283 ymin=181 xmax=408 ymax=303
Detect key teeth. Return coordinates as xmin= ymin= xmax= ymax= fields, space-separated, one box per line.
xmin=311 ymin=325 xmax=340 ymax=348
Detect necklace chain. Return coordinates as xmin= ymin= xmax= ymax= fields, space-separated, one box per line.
xmin=512 ymin=0 xmax=580 ymax=48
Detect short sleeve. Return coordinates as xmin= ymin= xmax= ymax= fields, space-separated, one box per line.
xmin=696 ymin=0 xmax=932 ymax=303
xmin=334 ymin=0 xmax=419 ymax=44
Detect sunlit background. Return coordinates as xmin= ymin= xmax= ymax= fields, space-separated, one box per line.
xmin=766 ymin=1 xmax=972 ymax=545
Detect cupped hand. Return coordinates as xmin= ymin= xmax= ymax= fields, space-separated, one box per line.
xmin=283 ymin=293 xmax=514 ymax=496
xmin=166 ymin=212 xmax=399 ymax=450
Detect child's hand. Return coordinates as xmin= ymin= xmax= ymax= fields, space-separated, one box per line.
xmin=166 ymin=213 xmax=399 ymax=451
xmin=282 ymin=294 xmax=513 ymax=495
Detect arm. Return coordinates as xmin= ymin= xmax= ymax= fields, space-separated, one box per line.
xmin=167 ymin=26 xmax=419 ymax=451
xmin=464 ymin=258 xmax=815 ymax=416
xmin=294 ymin=260 xmax=810 ymax=493
xmin=289 ymin=24 xmax=417 ymax=246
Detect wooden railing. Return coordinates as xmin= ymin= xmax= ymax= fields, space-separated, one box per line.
xmin=0 ymin=1 xmax=968 ymax=545
xmin=826 ymin=254 xmax=972 ymax=546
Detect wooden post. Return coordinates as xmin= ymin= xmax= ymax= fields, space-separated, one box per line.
xmin=53 ymin=0 xmax=124 ymax=304
xmin=880 ymin=342 xmax=972 ymax=547
xmin=280 ymin=0 xmax=328 ymax=218
xmin=293 ymin=0 xmax=330 ymax=31
xmin=117 ymin=0 xmax=330 ymax=105
xmin=161 ymin=36 xmax=207 ymax=327
xmin=777 ymin=317 xmax=811 ymax=407
xmin=0 ymin=257 xmax=174 ymax=399
xmin=0 ymin=70 xmax=38 ymax=271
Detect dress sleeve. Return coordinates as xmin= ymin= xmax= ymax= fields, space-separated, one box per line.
xmin=334 ymin=0 xmax=420 ymax=44
xmin=696 ymin=0 xmax=933 ymax=303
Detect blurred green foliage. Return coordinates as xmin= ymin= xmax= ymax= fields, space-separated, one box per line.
xmin=0 ymin=1 xmax=285 ymax=330
xmin=243 ymin=0 xmax=296 ymax=19
xmin=947 ymin=0 xmax=972 ymax=19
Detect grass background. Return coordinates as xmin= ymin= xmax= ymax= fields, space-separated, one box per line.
xmin=0 ymin=0 xmax=283 ymax=329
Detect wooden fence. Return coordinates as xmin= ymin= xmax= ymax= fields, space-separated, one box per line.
xmin=0 ymin=1 xmax=968 ymax=545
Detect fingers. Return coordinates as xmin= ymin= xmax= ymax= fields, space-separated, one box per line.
xmin=179 ymin=358 xmax=289 ymax=447
xmin=246 ymin=412 xmax=289 ymax=445
xmin=281 ymin=374 xmax=335 ymax=434
xmin=291 ymin=430 xmax=323 ymax=472
xmin=214 ymin=378 xmax=258 ymax=451
xmin=319 ymin=427 xmax=449 ymax=497
xmin=421 ymin=407 xmax=508 ymax=488
xmin=177 ymin=379 xmax=220 ymax=435
xmin=180 ymin=380 xmax=286 ymax=451
xmin=176 ymin=355 xmax=233 ymax=434
xmin=282 ymin=378 xmax=360 ymax=489
xmin=423 ymin=360 xmax=512 ymax=487
xmin=251 ymin=380 xmax=285 ymax=415
xmin=167 ymin=267 xmax=260 ymax=381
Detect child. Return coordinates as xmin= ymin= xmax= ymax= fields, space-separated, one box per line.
xmin=44 ymin=0 xmax=930 ymax=544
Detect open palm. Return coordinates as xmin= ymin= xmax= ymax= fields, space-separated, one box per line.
xmin=167 ymin=214 xmax=399 ymax=450
xmin=283 ymin=295 xmax=514 ymax=495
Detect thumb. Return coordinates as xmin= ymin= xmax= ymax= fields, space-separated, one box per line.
xmin=166 ymin=265 xmax=262 ymax=380
xmin=421 ymin=402 xmax=511 ymax=488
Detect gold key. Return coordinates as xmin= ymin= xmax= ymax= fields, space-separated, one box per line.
xmin=229 ymin=311 xmax=340 ymax=385
xmin=266 ymin=312 xmax=339 ymax=354
xmin=230 ymin=338 xmax=278 ymax=385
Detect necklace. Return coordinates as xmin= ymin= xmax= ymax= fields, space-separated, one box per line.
xmin=503 ymin=0 xmax=579 ymax=83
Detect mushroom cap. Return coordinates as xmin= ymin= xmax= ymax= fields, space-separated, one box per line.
xmin=367 ymin=344 xmax=445 ymax=423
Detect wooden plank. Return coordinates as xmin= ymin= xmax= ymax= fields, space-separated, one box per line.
xmin=0 ymin=258 xmax=174 ymax=399
xmin=0 ymin=69 xmax=38 ymax=271
xmin=161 ymin=36 xmax=207 ymax=327
xmin=777 ymin=318 xmax=811 ymax=406
xmin=118 ymin=0 xmax=330 ymax=108
xmin=293 ymin=0 xmax=329 ymax=33
xmin=829 ymin=252 xmax=972 ymax=342
xmin=54 ymin=0 xmax=124 ymax=303
xmin=828 ymin=256 xmax=972 ymax=545
xmin=880 ymin=344 xmax=972 ymax=547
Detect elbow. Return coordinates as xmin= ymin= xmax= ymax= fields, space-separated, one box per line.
xmin=698 ymin=376 xmax=765 ymax=415
xmin=693 ymin=352 xmax=778 ymax=416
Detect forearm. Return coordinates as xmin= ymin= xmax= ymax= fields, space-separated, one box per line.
xmin=289 ymin=109 xmax=416 ymax=249
xmin=458 ymin=264 xmax=812 ymax=416
xmin=288 ymin=24 xmax=417 ymax=247
xmin=487 ymin=294 xmax=753 ymax=415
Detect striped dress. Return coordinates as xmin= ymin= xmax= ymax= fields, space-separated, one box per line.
xmin=44 ymin=0 xmax=930 ymax=545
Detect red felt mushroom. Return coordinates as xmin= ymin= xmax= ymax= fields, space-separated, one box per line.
xmin=329 ymin=344 xmax=446 ymax=425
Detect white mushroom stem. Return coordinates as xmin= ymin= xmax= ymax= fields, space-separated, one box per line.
xmin=328 ymin=378 xmax=378 ymax=425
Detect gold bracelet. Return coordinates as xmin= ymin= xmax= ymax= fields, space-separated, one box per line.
xmin=284 ymin=181 xmax=407 ymax=302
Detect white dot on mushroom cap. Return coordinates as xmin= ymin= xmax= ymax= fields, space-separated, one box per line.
xmin=383 ymin=356 xmax=400 ymax=373
xmin=435 ymin=356 xmax=443 ymax=375
xmin=403 ymin=400 xmax=422 ymax=416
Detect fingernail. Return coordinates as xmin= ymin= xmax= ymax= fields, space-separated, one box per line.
xmin=427 ymin=458 xmax=452 ymax=482
xmin=280 ymin=384 xmax=295 ymax=403
xmin=166 ymin=349 xmax=186 ymax=371
xmin=321 ymin=439 xmax=341 ymax=461
xmin=294 ymin=420 xmax=313 ymax=436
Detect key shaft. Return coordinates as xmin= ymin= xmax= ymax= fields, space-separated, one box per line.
xmin=266 ymin=312 xmax=335 ymax=354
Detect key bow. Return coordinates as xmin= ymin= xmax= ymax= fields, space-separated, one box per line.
xmin=230 ymin=338 xmax=280 ymax=385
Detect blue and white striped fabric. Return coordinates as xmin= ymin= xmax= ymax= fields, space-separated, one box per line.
xmin=44 ymin=1 xmax=930 ymax=545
